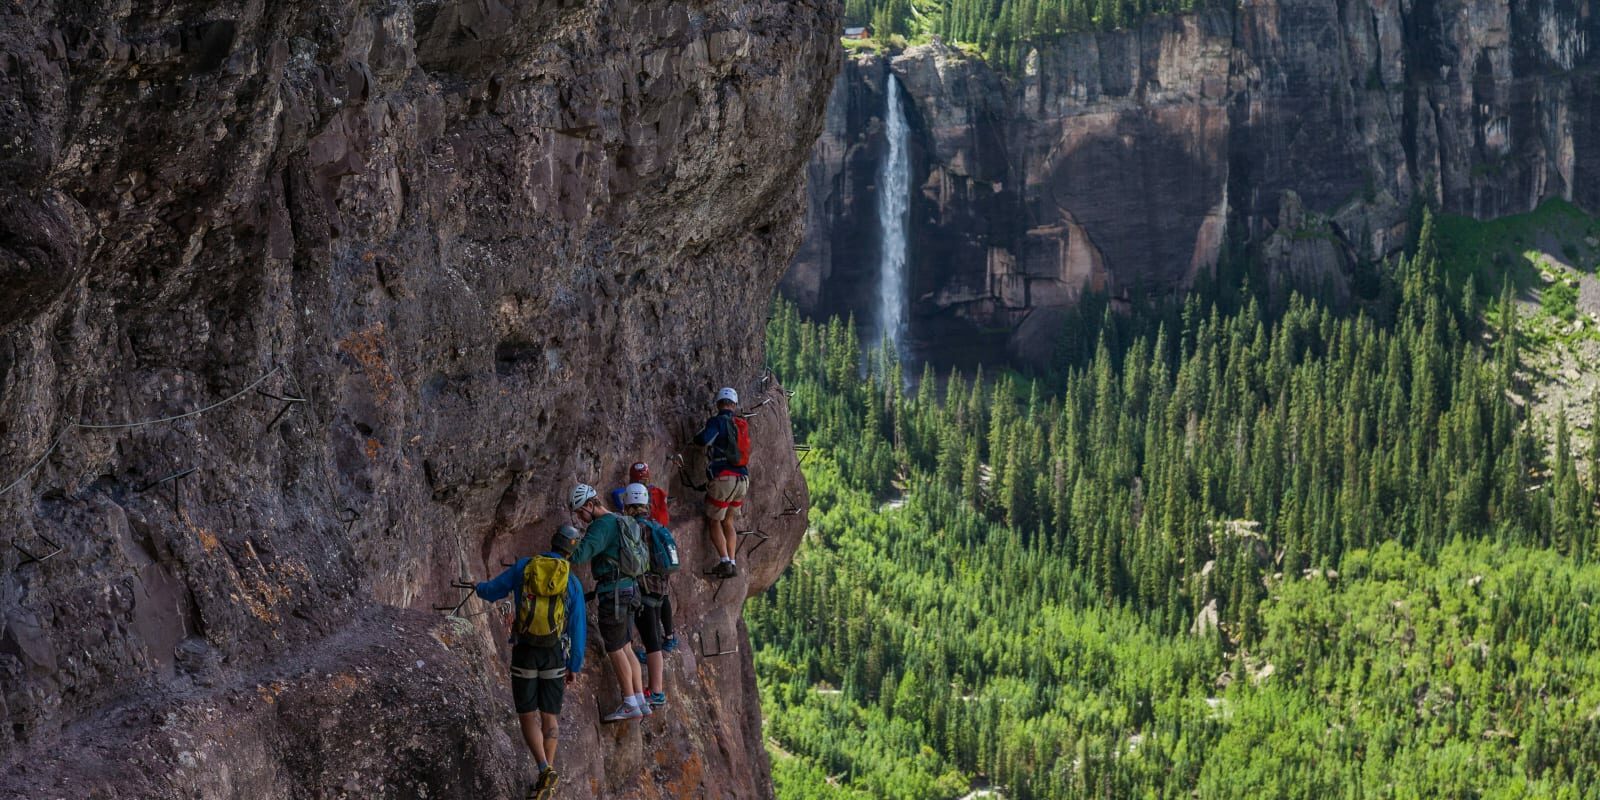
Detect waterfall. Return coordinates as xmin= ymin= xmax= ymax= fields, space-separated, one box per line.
xmin=876 ymin=74 xmax=910 ymax=360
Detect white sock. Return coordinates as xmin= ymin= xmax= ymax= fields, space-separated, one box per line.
xmin=626 ymin=695 xmax=641 ymax=708
xmin=634 ymin=693 xmax=648 ymax=707
xmin=721 ymin=556 xmax=732 ymax=563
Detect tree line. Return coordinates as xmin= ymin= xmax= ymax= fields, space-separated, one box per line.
xmin=848 ymin=0 xmax=1227 ymax=67
xmin=750 ymin=212 xmax=1600 ymax=798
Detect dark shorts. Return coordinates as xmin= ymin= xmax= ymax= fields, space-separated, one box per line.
xmin=511 ymin=642 xmax=565 ymax=715
xmin=635 ymin=593 xmax=671 ymax=653
xmin=596 ymin=586 xmax=640 ymax=653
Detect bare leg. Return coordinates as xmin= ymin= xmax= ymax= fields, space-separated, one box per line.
xmin=540 ymin=713 xmax=559 ymax=766
xmin=707 ymin=512 xmax=731 ymax=559
xmin=518 ymin=711 xmax=547 ymax=768
xmin=720 ymin=517 xmax=739 ymax=562
xmin=607 ymin=646 xmax=641 ymax=699
xmin=629 ymin=647 xmax=645 ymax=696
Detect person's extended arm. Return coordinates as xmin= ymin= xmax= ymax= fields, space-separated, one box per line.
xmin=695 ymin=417 xmax=718 ymax=446
xmin=568 ymin=517 xmax=614 ymax=566
xmin=475 ymin=559 xmax=526 ymax=602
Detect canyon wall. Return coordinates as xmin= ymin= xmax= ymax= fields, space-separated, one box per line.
xmin=785 ymin=0 xmax=1600 ymax=365
xmin=0 ymin=0 xmax=835 ymax=797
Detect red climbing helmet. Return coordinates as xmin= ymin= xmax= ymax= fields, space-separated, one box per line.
xmin=629 ymin=462 xmax=650 ymax=483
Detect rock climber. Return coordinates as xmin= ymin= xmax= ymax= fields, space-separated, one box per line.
xmin=567 ymin=482 xmax=652 ymax=722
xmin=695 ymin=387 xmax=751 ymax=577
xmin=474 ymin=525 xmax=587 ymax=800
xmin=610 ymin=461 xmax=670 ymax=526
xmin=621 ymin=483 xmax=681 ymax=708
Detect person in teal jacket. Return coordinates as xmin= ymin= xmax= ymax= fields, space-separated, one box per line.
xmin=568 ymin=482 xmax=650 ymax=722
xmin=475 ymin=525 xmax=586 ymax=800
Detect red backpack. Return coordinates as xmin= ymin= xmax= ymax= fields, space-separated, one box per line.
xmin=711 ymin=414 xmax=751 ymax=467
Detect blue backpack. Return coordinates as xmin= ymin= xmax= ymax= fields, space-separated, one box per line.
xmin=641 ymin=519 xmax=681 ymax=575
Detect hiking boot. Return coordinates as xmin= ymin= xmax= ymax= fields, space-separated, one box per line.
xmin=535 ymin=767 xmax=558 ymax=800
xmin=725 ymin=562 xmax=740 ymax=577
xmin=602 ymin=703 xmax=643 ymax=723
xmin=649 ymin=692 xmax=668 ymax=708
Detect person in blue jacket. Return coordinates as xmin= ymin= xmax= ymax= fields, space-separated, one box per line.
xmin=475 ymin=525 xmax=586 ymax=800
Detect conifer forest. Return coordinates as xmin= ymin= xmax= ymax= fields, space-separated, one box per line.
xmin=751 ymin=211 xmax=1600 ymax=799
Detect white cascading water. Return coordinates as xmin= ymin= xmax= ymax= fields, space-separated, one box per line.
xmin=876 ymin=74 xmax=910 ymax=359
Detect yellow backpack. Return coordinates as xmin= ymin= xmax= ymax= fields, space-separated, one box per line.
xmin=516 ymin=556 xmax=570 ymax=646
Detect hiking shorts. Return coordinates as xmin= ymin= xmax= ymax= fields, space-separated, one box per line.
xmin=635 ymin=592 xmax=672 ymax=653
xmin=705 ymin=474 xmax=749 ymax=521
xmin=510 ymin=642 xmax=565 ymax=715
xmin=596 ymin=586 xmax=640 ymax=653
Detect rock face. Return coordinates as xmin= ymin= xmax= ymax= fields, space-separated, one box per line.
xmin=0 ymin=0 xmax=833 ymax=797
xmin=785 ymin=1 xmax=1600 ymax=365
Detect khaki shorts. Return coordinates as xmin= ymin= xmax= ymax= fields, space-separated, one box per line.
xmin=705 ymin=473 xmax=749 ymax=521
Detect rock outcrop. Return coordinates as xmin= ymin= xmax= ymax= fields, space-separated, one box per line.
xmin=0 ymin=0 xmax=835 ymax=797
xmin=785 ymin=1 xmax=1600 ymax=365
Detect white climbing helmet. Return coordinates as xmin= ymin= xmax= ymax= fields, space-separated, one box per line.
xmin=623 ymin=482 xmax=650 ymax=507
xmin=568 ymin=483 xmax=598 ymax=512
xmin=716 ymin=387 xmax=739 ymax=405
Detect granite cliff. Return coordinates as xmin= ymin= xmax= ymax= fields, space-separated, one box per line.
xmin=0 ymin=0 xmax=835 ymax=797
xmin=785 ymin=0 xmax=1600 ymax=365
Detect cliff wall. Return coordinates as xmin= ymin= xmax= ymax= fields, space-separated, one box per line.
xmin=0 ymin=0 xmax=835 ymax=797
xmin=785 ymin=0 xmax=1600 ymax=365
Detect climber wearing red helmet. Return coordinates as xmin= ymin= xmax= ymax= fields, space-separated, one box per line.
xmin=610 ymin=461 xmax=670 ymax=526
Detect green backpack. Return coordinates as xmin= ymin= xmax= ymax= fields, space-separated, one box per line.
xmin=516 ymin=556 xmax=569 ymax=646
xmin=613 ymin=515 xmax=652 ymax=580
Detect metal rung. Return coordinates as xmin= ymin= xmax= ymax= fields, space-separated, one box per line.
xmin=776 ymin=491 xmax=803 ymax=518
xmin=738 ymin=397 xmax=774 ymax=420
xmin=337 ymin=507 xmax=361 ymax=533
xmin=257 ymin=389 xmax=307 ymax=433
xmin=139 ymin=467 xmax=199 ymax=514
xmin=13 ymin=532 xmax=62 ymax=566
xmin=736 ymin=528 xmax=771 ymax=557
xmin=434 ymin=583 xmax=474 ymax=615
xmin=697 ymin=628 xmax=738 ymax=658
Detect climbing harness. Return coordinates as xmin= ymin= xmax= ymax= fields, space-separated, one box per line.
xmin=509 ymin=665 xmax=567 ymax=680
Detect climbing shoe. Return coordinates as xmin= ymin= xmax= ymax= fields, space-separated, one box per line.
xmin=662 ymin=635 xmax=679 ymax=653
xmin=649 ymin=692 xmax=668 ymax=708
xmin=602 ymin=703 xmax=643 ymax=723
xmin=635 ymin=648 xmax=648 ymax=665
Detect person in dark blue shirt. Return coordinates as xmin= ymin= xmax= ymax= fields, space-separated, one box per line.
xmin=696 ymin=387 xmax=749 ymax=577
xmin=475 ymin=525 xmax=586 ymax=799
